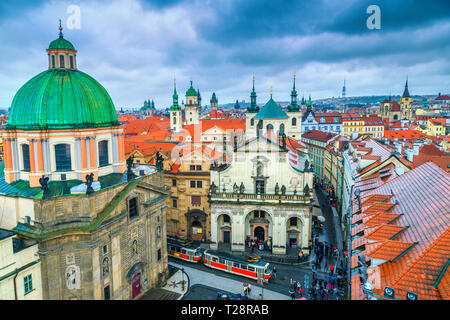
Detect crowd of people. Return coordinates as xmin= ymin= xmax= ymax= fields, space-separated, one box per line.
xmin=247 ymin=236 xmax=272 ymax=252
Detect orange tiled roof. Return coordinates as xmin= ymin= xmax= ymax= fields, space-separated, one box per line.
xmin=365 ymin=224 xmax=408 ymax=241
xmin=366 ymin=240 xmax=417 ymax=261
xmin=351 ymin=162 xmax=450 ymax=300
xmin=363 ymin=212 xmax=402 ymax=227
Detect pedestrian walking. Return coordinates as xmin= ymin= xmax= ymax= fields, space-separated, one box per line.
xmin=298 ymin=250 xmax=303 ymax=262
xmin=289 ymin=287 xmax=296 ymax=300
xmin=293 ymin=281 xmax=298 ymax=292
xmin=273 ymin=266 xmax=277 ymax=279
xmin=329 ymin=264 xmax=334 ymax=275
xmin=324 ymin=261 xmax=328 ymax=270
xmin=248 ymin=284 xmax=252 ymax=296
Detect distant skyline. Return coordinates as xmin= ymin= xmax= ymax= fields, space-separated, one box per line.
xmin=0 ymin=0 xmax=449 ymax=110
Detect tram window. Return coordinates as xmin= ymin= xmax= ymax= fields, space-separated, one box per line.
xmin=181 ymin=249 xmax=187 ymax=254
xmin=219 ymin=258 xmax=226 ymax=264
xmin=248 ymin=266 xmax=255 ymax=272
xmin=233 ymin=262 xmax=240 ymax=268
xmin=212 ymin=257 xmax=218 ymax=262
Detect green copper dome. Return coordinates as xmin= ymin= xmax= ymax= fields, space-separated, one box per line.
xmin=48 ymin=37 xmax=76 ymax=50
xmin=6 ymin=69 xmax=120 ymax=130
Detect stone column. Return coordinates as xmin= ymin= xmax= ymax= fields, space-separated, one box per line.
xmin=3 ymin=138 xmax=12 ymax=170
xmin=209 ymin=209 xmax=218 ymax=250
xmin=36 ymin=139 xmax=44 ymax=172
xmin=28 ymin=139 xmax=36 ymax=172
xmin=231 ymin=208 xmax=245 ymax=252
xmin=75 ymin=137 xmax=82 ymax=179
xmin=272 ymin=214 xmax=287 ymax=255
xmin=80 ymin=137 xmax=88 ymax=171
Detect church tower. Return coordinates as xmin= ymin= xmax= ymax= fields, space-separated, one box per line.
xmin=170 ymin=79 xmax=182 ymax=132
xmin=286 ymin=73 xmax=301 ymax=138
xmin=246 ymin=74 xmax=260 ymax=138
xmin=400 ymin=78 xmax=413 ymax=120
xmin=210 ymin=92 xmax=218 ymax=111
xmin=185 ymin=80 xmax=199 ymax=125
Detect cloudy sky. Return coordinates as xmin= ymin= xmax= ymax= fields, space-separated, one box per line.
xmin=0 ymin=0 xmax=449 ymax=110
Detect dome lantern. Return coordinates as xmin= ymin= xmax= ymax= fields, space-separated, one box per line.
xmin=46 ymin=20 xmax=78 ymax=70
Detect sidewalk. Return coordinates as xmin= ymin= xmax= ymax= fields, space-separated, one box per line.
xmin=169 ymin=261 xmax=290 ymax=300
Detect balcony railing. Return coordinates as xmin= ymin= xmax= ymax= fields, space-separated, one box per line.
xmin=209 ymin=191 xmax=312 ymax=204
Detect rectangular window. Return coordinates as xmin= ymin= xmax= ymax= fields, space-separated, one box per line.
xmin=59 ymin=55 xmax=65 ymax=68
xmin=172 ymin=199 xmax=177 ymax=208
xmin=196 ymin=165 xmax=202 ymax=171
xmin=256 ymin=180 xmax=265 ymax=194
xmin=24 ymin=274 xmax=33 ymax=295
xmin=157 ymin=249 xmax=161 ymax=261
xmin=129 ymin=198 xmax=138 ymax=219
xmin=103 ymin=245 xmax=108 ymax=254
xmin=69 ymin=56 xmax=74 ymax=69
xmin=196 ymin=181 xmax=202 ymax=188
xmin=51 ymin=55 xmax=55 ymax=68
xmin=54 ymin=144 xmax=72 ymax=171
xmin=172 ymin=179 xmax=177 ymax=187
xmin=190 ymin=180 xmax=196 ymax=188
xmin=189 ymin=165 xmax=196 ymax=171
xmin=223 ymin=215 xmax=230 ymax=223
xmin=191 ymin=196 xmax=201 ymax=206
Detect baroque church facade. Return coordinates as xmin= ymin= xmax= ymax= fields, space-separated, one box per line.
xmin=209 ymin=134 xmax=314 ymax=255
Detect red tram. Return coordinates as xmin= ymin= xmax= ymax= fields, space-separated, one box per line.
xmin=202 ymin=249 xmax=272 ymax=283
xmin=167 ymin=237 xmax=203 ymax=263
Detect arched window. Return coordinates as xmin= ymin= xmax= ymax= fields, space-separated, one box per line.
xmin=54 ymin=144 xmax=71 ymax=171
xmin=250 ymin=119 xmax=254 ymax=126
xmin=22 ymin=144 xmax=30 ymax=172
xmin=98 ymin=140 xmax=109 ymax=167
xmin=59 ymin=55 xmax=65 ymax=68
xmin=266 ymin=123 xmax=274 ymax=132
xmin=173 ymin=116 xmax=176 ymax=124
xmin=292 ymin=117 xmax=297 ymax=126
xmin=289 ymin=217 xmax=298 ymax=226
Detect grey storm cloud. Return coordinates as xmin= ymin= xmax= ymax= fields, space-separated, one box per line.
xmin=0 ymin=0 xmax=449 ymax=109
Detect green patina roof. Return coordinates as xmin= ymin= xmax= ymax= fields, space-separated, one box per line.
xmin=186 ymin=87 xmax=197 ymax=96
xmin=6 ymin=69 xmax=120 ymax=130
xmin=48 ymin=37 xmax=76 ymax=51
xmin=170 ymin=104 xmax=181 ymax=111
xmin=253 ymin=97 xmax=289 ymax=119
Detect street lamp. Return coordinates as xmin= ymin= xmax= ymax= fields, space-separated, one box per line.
xmin=181 ymin=267 xmax=185 ymax=291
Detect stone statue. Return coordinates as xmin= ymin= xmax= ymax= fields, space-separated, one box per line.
xmin=126 ymin=155 xmax=136 ymax=181
xmin=304 ymin=159 xmax=309 ymax=171
xmin=209 ymin=182 xmax=217 ymax=194
xmin=256 ymin=161 xmax=263 ymax=177
xmin=86 ymin=173 xmax=94 ymax=195
xmin=282 ymin=133 xmax=286 ymax=149
xmin=239 ymin=182 xmax=245 ymax=194
xmin=155 ymin=151 xmax=164 ymax=170
xmin=39 ymin=175 xmax=50 ymax=199
xmin=281 ymin=185 xmax=286 ymax=195
xmin=233 ymin=183 xmax=239 ymax=193
xmin=304 ymin=184 xmax=310 ymax=196
xmin=275 ymin=182 xmax=280 ymax=195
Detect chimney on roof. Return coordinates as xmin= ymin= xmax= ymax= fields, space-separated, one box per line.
xmin=413 ymin=144 xmax=420 ymax=155
xmin=405 ymin=148 xmax=414 ymax=162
